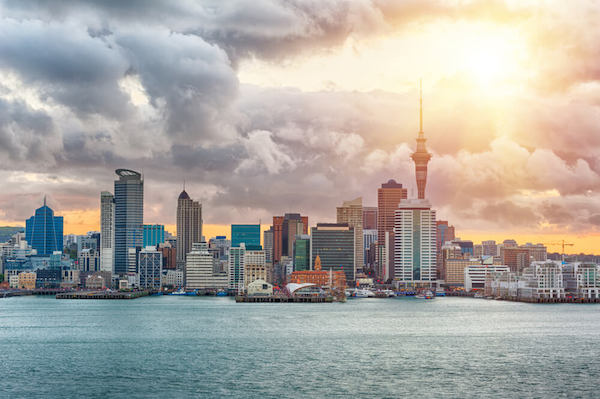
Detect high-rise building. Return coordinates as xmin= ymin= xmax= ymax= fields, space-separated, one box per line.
xmin=310 ymin=223 xmax=355 ymax=283
xmin=138 ymin=246 xmax=162 ymax=290
xmin=293 ymin=234 xmax=310 ymax=271
xmin=272 ymin=214 xmax=308 ymax=264
xmin=435 ymin=221 xmax=455 ymax=252
xmin=337 ymin=197 xmax=364 ymax=271
xmin=244 ymin=248 xmax=266 ymax=290
xmin=393 ymin=199 xmax=436 ymax=287
xmin=143 ymin=224 xmax=165 ymax=247
xmin=25 ymin=197 xmax=63 ymax=256
xmin=377 ymin=180 xmax=408 ymax=249
xmin=176 ymin=188 xmax=202 ymax=270
xmin=113 ymin=169 xmax=144 ymax=275
xmin=263 ymin=228 xmax=274 ymax=264
xmin=363 ymin=229 xmax=377 ymax=267
xmin=231 ymin=224 xmax=260 ymax=248
xmin=78 ymin=248 xmax=100 ymax=272
xmin=482 ymin=240 xmax=498 ymax=257
xmin=229 ymin=244 xmax=246 ymax=293
xmin=362 ymin=207 xmax=377 ymax=230
xmin=158 ymin=242 xmax=177 ymax=270
xmin=185 ymin=242 xmax=228 ymax=290
xmin=411 ymin=81 xmax=432 ymax=200
xmin=100 ymin=192 xmax=115 ymax=273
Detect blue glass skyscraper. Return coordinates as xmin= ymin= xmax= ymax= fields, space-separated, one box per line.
xmin=25 ymin=197 xmax=63 ymax=256
xmin=231 ymin=224 xmax=260 ymax=248
xmin=143 ymin=224 xmax=165 ymax=247
xmin=114 ymin=169 xmax=144 ymax=275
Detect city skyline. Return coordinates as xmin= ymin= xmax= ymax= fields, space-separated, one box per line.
xmin=0 ymin=1 xmax=599 ymax=254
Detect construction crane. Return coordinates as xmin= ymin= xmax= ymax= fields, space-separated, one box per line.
xmin=543 ymin=240 xmax=575 ymax=263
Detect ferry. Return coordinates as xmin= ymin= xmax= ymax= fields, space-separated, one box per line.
xmin=170 ymin=288 xmax=188 ymax=296
xmin=345 ymin=288 xmax=375 ymax=298
xmin=415 ymin=290 xmax=434 ymax=299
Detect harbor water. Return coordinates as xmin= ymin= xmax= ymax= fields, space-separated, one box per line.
xmin=1 ymin=296 xmax=599 ymax=398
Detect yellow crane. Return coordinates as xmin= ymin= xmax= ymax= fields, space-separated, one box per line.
xmin=543 ymin=240 xmax=575 ymax=262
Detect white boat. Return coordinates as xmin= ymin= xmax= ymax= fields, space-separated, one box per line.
xmin=354 ymin=288 xmax=375 ymax=298
xmin=415 ymin=290 xmax=434 ymax=299
xmin=381 ymin=289 xmax=396 ymax=297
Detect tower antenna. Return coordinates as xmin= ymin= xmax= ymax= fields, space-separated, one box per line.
xmin=419 ymin=78 xmax=423 ymax=134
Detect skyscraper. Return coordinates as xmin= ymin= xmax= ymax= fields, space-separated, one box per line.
xmin=336 ymin=197 xmax=364 ymax=271
xmin=138 ymin=246 xmax=162 ymax=290
xmin=176 ymin=188 xmax=202 ymax=270
xmin=393 ymin=199 xmax=437 ymax=287
xmin=411 ymin=80 xmax=432 ymax=200
xmin=310 ymin=223 xmax=355 ymax=283
xmin=272 ymin=214 xmax=309 ymax=264
xmin=143 ymin=224 xmax=165 ymax=247
xmin=263 ymin=227 xmax=274 ymax=264
xmin=113 ymin=169 xmax=144 ymax=275
xmin=25 ymin=197 xmax=63 ymax=256
xmin=377 ymin=179 xmax=408 ymax=252
xmin=362 ymin=207 xmax=377 ymax=230
xmin=231 ymin=224 xmax=261 ymax=248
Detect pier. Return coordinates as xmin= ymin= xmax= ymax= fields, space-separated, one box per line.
xmin=236 ymin=296 xmax=334 ymax=303
xmin=56 ymin=291 xmax=150 ymax=300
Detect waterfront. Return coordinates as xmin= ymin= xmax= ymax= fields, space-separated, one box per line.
xmin=1 ymin=296 xmax=599 ymax=398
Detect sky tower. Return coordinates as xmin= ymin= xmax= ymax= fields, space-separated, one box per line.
xmin=411 ymin=80 xmax=432 ymax=200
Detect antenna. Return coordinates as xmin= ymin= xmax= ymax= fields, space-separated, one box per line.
xmin=43 ymin=195 xmax=47 ymax=207
xmin=419 ymin=78 xmax=423 ymax=134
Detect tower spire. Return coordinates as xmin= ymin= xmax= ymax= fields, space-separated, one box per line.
xmin=419 ymin=78 xmax=423 ymax=134
xmin=43 ymin=195 xmax=47 ymax=207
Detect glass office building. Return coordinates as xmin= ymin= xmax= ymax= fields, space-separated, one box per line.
xmin=310 ymin=223 xmax=355 ymax=282
xmin=231 ymin=224 xmax=260 ymax=248
xmin=25 ymin=198 xmax=63 ymax=256
xmin=114 ymin=169 xmax=144 ymax=275
xmin=143 ymin=224 xmax=165 ymax=247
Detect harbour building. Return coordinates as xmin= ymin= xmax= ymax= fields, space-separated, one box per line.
xmin=113 ymin=169 xmax=144 ymax=275
xmin=185 ymin=242 xmax=227 ymax=290
xmin=310 ymin=223 xmax=355 ymax=283
xmin=25 ymin=197 xmax=63 ymax=256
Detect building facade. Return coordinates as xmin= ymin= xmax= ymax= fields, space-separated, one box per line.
xmin=393 ymin=199 xmax=436 ymax=287
xmin=231 ymin=225 xmax=260 ymax=248
xmin=100 ymin=191 xmax=115 ymax=273
xmin=337 ymin=197 xmax=364 ymax=272
xmin=176 ymin=189 xmax=202 ymax=270
xmin=272 ymin=214 xmax=309 ymax=264
xmin=362 ymin=207 xmax=377 ymax=230
xmin=143 ymin=224 xmax=165 ymax=247
xmin=114 ymin=169 xmax=144 ymax=275
xmin=139 ymin=246 xmax=162 ymax=290
xmin=25 ymin=198 xmax=63 ymax=256
xmin=293 ymin=234 xmax=310 ymax=271
xmin=310 ymin=223 xmax=355 ymax=283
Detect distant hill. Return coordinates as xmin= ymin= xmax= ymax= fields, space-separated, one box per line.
xmin=0 ymin=226 xmax=24 ymax=243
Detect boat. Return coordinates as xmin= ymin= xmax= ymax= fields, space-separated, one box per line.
xmin=354 ymin=288 xmax=375 ymax=298
xmin=435 ymin=287 xmax=446 ymax=297
xmin=382 ymin=289 xmax=396 ymax=297
xmin=216 ymin=290 xmax=228 ymax=297
xmin=169 ymin=288 xmax=187 ymax=296
xmin=415 ymin=290 xmax=434 ymax=299
xmin=474 ymin=292 xmax=485 ymax=299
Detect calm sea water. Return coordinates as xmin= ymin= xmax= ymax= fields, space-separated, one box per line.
xmin=1 ymin=296 xmax=599 ymax=398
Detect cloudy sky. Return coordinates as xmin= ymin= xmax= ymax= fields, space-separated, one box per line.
xmin=0 ymin=0 xmax=599 ymax=252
